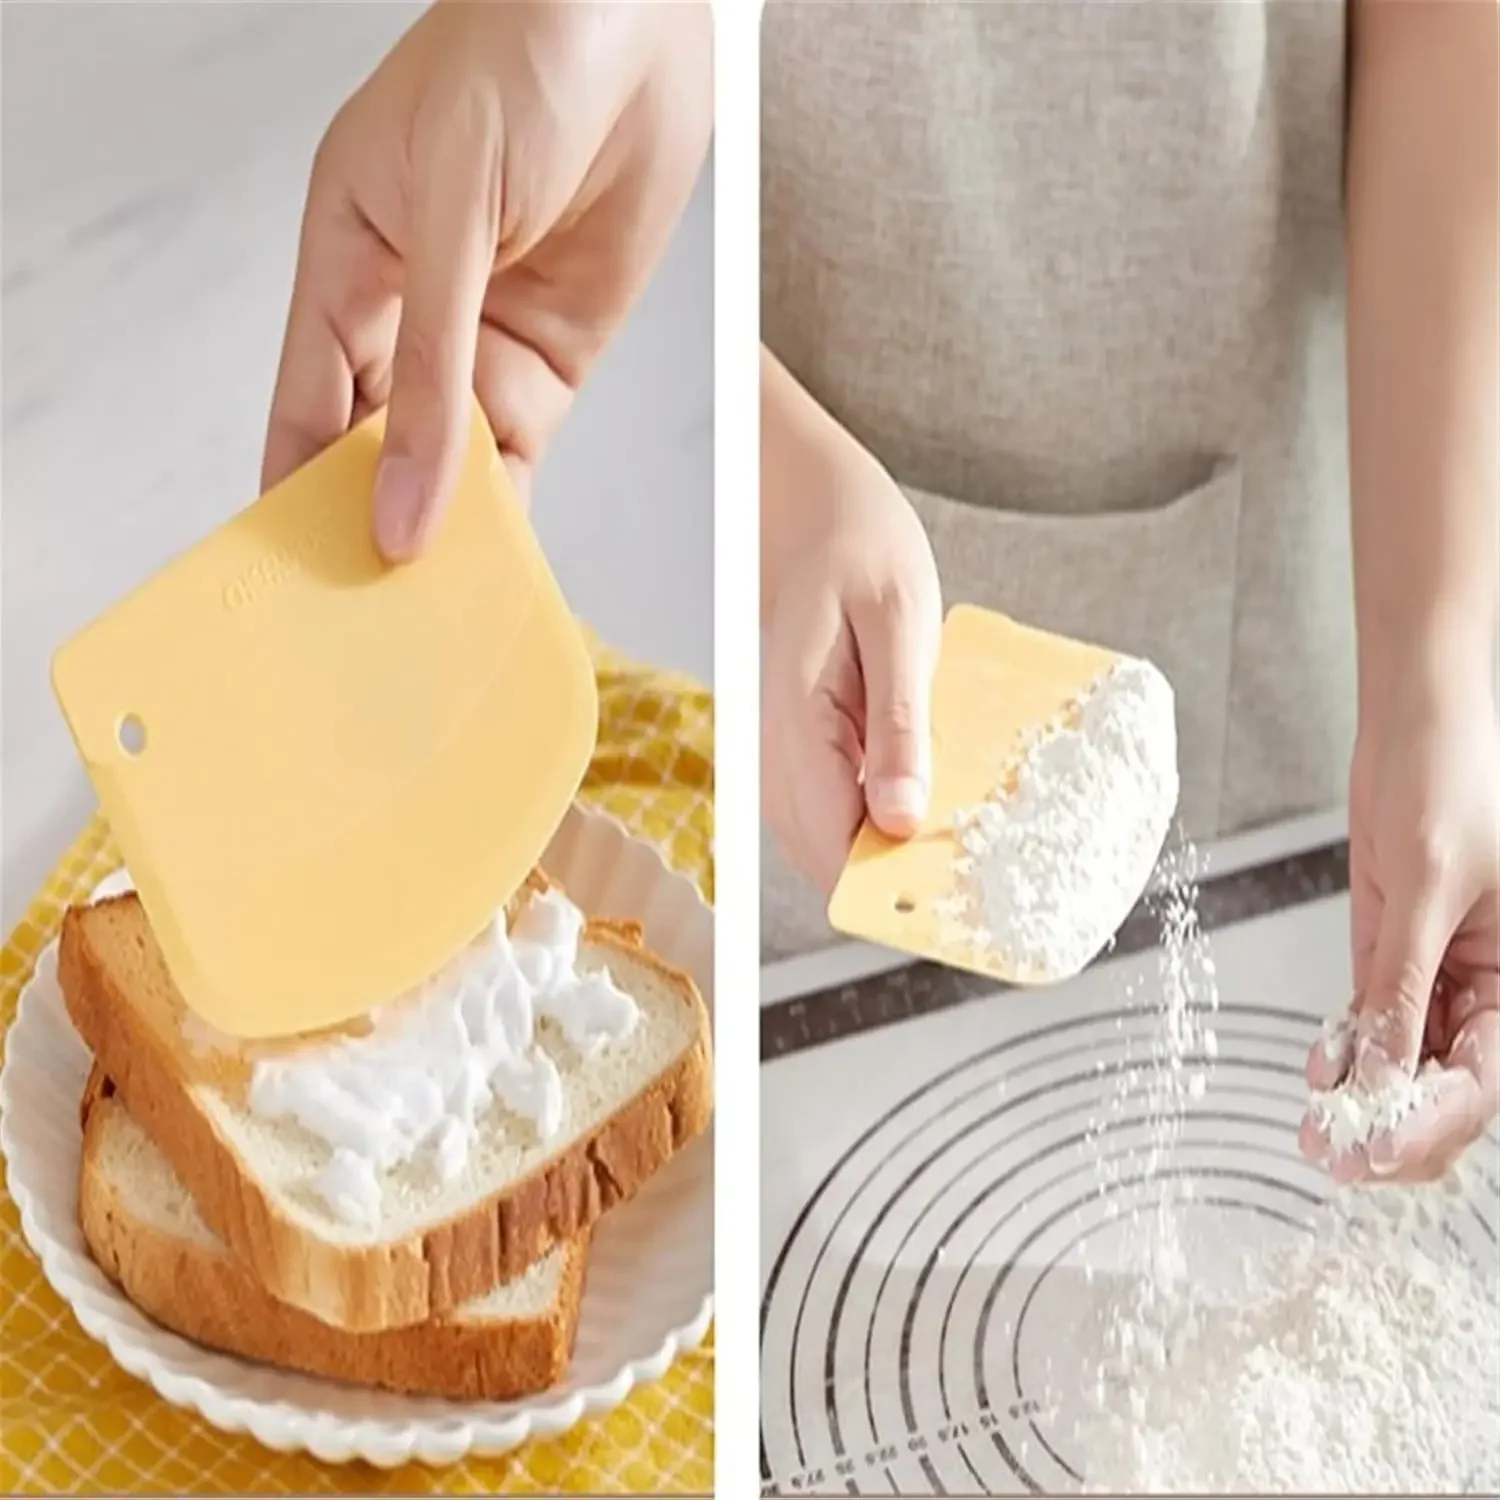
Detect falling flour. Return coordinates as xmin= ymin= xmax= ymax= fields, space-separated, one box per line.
xmin=1081 ymin=841 xmax=1221 ymax=1400
xmin=954 ymin=657 xmax=1179 ymax=980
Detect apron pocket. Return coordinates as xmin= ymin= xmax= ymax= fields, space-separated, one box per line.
xmin=905 ymin=461 xmax=1243 ymax=839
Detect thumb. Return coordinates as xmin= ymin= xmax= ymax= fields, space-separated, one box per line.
xmin=1355 ymin=878 xmax=1450 ymax=1089
xmin=375 ymin=107 xmax=501 ymax=562
xmin=851 ymin=589 xmax=936 ymax=839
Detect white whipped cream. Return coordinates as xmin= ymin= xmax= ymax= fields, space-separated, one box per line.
xmin=247 ymin=889 xmax=639 ymax=1224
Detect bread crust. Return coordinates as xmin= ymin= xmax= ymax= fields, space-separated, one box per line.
xmin=78 ymin=1076 xmax=590 ymax=1400
xmin=59 ymin=892 xmax=713 ymax=1333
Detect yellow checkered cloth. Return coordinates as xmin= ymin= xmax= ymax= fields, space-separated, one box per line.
xmin=0 ymin=645 xmax=713 ymax=1495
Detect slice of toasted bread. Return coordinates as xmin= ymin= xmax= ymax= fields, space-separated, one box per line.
xmin=79 ymin=1071 xmax=588 ymax=1399
xmin=59 ymin=880 xmax=712 ymax=1332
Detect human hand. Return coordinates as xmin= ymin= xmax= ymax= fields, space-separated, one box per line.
xmin=262 ymin=0 xmax=710 ymax=558
xmin=1301 ymin=676 xmax=1500 ymax=1182
xmin=762 ymin=448 xmax=942 ymax=893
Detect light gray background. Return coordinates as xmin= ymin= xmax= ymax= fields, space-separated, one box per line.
xmin=0 ymin=2 xmax=713 ymax=931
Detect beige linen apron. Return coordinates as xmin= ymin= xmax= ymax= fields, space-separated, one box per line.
xmin=762 ymin=0 xmax=1356 ymax=959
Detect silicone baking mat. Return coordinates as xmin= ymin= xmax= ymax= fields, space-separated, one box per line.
xmin=759 ymin=825 xmax=1500 ymax=1496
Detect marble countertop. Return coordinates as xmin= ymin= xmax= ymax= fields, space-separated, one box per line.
xmin=0 ymin=3 xmax=713 ymax=929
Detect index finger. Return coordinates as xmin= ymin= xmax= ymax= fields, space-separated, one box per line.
xmin=261 ymin=201 xmax=356 ymax=493
xmin=262 ymin=283 xmax=355 ymax=493
xmin=1353 ymin=881 xmax=1450 ymax=1088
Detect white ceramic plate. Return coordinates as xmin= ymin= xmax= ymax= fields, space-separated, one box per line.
xmin=0 ymin=803 xmax=714 ymax=1467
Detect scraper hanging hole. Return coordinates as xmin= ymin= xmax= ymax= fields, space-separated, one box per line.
xmin=116 ymin=714 xmax=146 ymax=757
xmin=894 ymin=894 xmax=916 ymax=915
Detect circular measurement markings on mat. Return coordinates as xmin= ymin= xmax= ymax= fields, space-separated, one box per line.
xmin=760 ymin=1003 xmax=1500 ymax=1497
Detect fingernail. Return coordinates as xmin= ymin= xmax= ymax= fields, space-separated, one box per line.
xmin=373 ymin=455 xmax=427 ymax=560
xmin=1297 ymin=1115 xmax=1326 ymax=1163
xmin=867 ymin=776 xmax=928 ymax=832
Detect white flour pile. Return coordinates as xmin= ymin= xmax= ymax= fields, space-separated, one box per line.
xmin=953 ymin=657 xmax=1178 ymax=979
xmin=1081 ymin=1183 xmax=1500 ymax=1494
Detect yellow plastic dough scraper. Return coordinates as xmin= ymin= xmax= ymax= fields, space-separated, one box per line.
xmin=51 ymin=401 xmax=596 ymax=1040
xmin=827 ymin=603 xmax=1141 ymax=986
